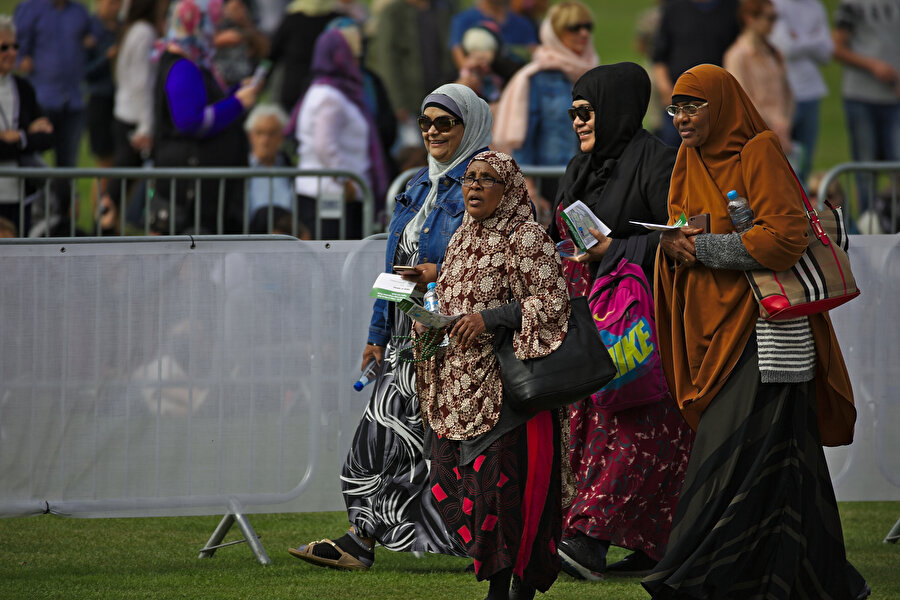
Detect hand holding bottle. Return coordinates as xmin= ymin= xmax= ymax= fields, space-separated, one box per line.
xmin=362 ymin=343 xmax=383 ymax=369
xmin=353 ymin=358 xmax=379 ymax=391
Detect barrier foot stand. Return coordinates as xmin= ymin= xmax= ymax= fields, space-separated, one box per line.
xmin=885 ymin=517 xmax=900 ymax=544
xmin=199 ymin=512 xmax=272 ymax=565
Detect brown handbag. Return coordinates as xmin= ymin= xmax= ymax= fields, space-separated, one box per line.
xmin=745 ymin=169 xmax=860 ymax=321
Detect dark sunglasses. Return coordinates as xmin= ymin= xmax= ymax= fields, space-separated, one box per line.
xmin=0 ymin=43 xmax=19 ymax=52
xmin=417 ymin=115 xmax=462 ymax=133
xmin=567 ymin=104 xmax=594 ymax=122
xmin=565 ymin=22 xmax=593 ymax=33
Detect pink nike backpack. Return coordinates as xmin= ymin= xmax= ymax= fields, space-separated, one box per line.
xmin=587 ymin=258 xmax=669 ymax=412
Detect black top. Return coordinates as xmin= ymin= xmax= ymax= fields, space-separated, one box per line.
xmin=550 ymin=63 xmax=676 ymax=281
xmin=652 ymin=0 xmax=740 ymax=88
xmin=0 ymin=75 xmax=53 ymax=162
xmin=270 ymin=11 xmax=342 ymax=112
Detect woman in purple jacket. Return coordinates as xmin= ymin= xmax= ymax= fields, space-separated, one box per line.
xmin=150 ymin=0 xmax=260 ymax=234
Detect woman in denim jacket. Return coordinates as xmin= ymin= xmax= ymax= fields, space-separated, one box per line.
xmin=290 ymin=83 xmax=492 ymax=571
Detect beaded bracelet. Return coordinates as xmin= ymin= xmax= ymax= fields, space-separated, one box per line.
xmin=394 ymin=331 xmax=446 ymax=363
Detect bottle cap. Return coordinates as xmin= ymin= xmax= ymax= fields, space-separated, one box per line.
xmin=353 ymin=381 xmax=365 ymax=391
xmin=427 ymin=282 xmax=436 ymax=290
xmin=727 ymin=190 xmax=738 ymax=200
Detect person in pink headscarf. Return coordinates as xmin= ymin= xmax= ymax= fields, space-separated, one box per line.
xmin=491 ymin=1 xmax=598 ymax=225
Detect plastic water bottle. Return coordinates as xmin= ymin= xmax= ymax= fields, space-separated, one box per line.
xmin=726 ymin=190 xmax=754 ymax=233
xmin=424 ymin=282 xmax=440 ymax=313
xmin=353 ymin=358 xmax=379 ymax=391
xmin=423 ymin=282 xmax=449 ymax=348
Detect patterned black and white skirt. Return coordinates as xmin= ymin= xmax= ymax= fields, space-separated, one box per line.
xmin=340 ymin=246 xmax=465 ymax=556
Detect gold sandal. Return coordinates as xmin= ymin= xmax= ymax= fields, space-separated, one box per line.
xmin=287 ymin=539 xmax=371 ymax=571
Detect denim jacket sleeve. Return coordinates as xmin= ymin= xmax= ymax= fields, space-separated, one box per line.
xmin=513 ymin=80 xmax=541 ymax=166
xmin=366 ymin=168 xmax=427 ymax=346
xmin=368 ymin=297 xmax=391 ymax=346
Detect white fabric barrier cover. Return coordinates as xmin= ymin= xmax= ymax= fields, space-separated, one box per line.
xmin=824 ymin=234 xmax=900 ymax=501
xmin=0 ymin=235 xmax=896 ymax=519
xmin=0 ymin=237 xmax=384 ymax=517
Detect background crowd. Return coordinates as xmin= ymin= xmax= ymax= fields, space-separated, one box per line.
xmin=0 ymin=0 xmax=897 ymax=237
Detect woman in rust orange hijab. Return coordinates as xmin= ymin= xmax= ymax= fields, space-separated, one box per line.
xmin=642 ymin=65 xmax=868 ymax=599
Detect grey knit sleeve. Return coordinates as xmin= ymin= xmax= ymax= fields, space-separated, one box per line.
xmin=694 ymin=233 xmax=765 ymax=271
xmin=480 ymin=302 xmax=522 ymax=331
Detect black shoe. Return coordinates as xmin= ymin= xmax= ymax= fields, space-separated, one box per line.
xmin=509 ymin=574 xmax=536 ymax=600
xmin=604 ymin=550 xmax=657 ymax=577
xmin=557 ymin=534 xmax=608 ymax=581
xmin=855 ymin=583 xmax=872 ymax=600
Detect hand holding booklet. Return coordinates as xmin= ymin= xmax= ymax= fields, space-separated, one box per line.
xmin=369 ymin=273 xmax=461 ymax=328
xmin=397 ymin=299 xmax=463 ymax=329
xmin=561 ymin=200 xmax=611 ymax=252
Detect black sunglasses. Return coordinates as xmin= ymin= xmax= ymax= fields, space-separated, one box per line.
xmin=417 ymin=115 xmax=463 ymax=133
xmin=0 ymin=43 xmax=19 ymax=52
xmin=567 ymin=104 xmax=594 ymax=122
xmin=564 ymin=22 xmax=593 ymax=33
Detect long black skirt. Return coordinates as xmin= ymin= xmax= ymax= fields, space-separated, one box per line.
xmin=642 ymin=342 xmax=867 ymax=599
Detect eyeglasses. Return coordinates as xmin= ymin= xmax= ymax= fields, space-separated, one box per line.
xmin=665 ymin=102 xmax=708 ymax=117
xmin=567 ymin=104 xmax=594 ymax=122
xmin=462 ymin=175 xmax=503 ymax=189
xmin=564 ymin=22 xmax=593 ymax=33
xmin=417 ymin=115 xmax=462 ymax=133
xmin=0 ymin=43 xmax=19 ymax=52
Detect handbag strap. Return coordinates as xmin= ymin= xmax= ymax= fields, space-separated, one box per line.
xmin=787 ymin=165 xmax=830 ymax=247
xmin=733 ymin=141 xmax=830 ymax=247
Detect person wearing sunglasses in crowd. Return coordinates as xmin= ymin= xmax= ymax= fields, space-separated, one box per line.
xmin=492 ymin=1 xmax=598 ymax=227
xmin=0 ymin=15 xmax=53 ymax=236
xmin=643 ymin=64 xmax=868 ymax=600
xmin=289 ymin=83 xmax=492 ymax=572
xmin=547 ymin=62 xmax=694 ymax=581
xmin=415 ymin=150 xmax=570 ymax=600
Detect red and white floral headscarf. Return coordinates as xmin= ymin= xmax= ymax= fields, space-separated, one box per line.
xmin=417 ymin=151 xmax=570 ymax=440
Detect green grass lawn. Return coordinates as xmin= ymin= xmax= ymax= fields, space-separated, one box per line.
xmin=1 ymin=504 xmax=898 ymax=599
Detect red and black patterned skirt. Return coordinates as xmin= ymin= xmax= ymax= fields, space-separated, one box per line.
xmin=430 ymin=411 xmax=562 ymax=592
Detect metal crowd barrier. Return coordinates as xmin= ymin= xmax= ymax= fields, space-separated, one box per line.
xmin=1 ymin=226 xmax=897 ymax=562
xmin=0 ymin=235 xmax=387 ymax=563
xmin=817 ymin=161 xmax=900 ymax=234
xmin=0 ymin=167 xmax=376 ymax=239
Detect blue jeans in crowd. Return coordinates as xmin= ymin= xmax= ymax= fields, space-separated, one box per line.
xmin=843 ymin=99 xmax=900 ymax=216
xmin=44 ymin=106 xmax=85 ymax=221
xmin=792 ymin=99 xmax=821 ymax=188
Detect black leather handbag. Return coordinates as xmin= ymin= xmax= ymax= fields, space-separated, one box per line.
xmin=493 ymin=295 xmax=616 ymax=414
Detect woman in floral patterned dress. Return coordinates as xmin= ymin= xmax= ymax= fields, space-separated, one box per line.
xmin=417 ymin=151 xmax=570 ymax=600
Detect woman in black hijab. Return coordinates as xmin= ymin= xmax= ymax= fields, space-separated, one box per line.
xmin=549 ymin=62 xmax=694 ymax=580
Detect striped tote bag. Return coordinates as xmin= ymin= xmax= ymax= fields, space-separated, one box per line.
xmin=745 ymin=171 xmax=860 ymax=321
